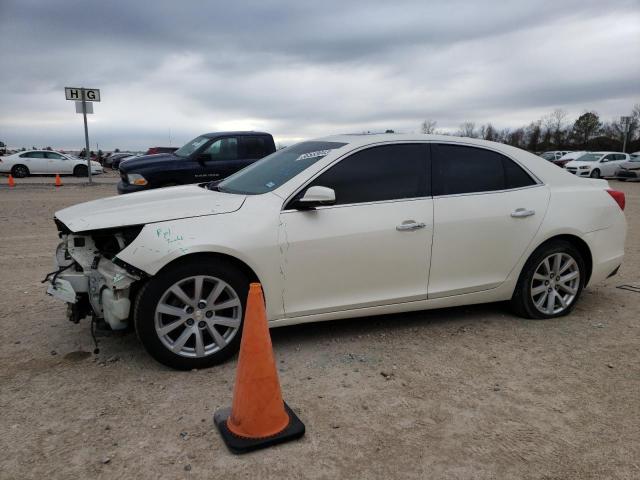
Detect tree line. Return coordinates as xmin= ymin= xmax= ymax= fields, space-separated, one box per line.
xmin=421 ymin=104 xmax=640 ymax=153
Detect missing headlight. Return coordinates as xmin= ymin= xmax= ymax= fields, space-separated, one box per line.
xmin=89 ymin=225 xmax=144 ymax=259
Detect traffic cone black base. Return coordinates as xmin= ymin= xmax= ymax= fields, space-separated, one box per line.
xmin=214 ymin=402 xmax=305 ymax=454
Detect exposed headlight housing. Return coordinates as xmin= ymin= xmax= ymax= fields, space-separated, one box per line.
xmin=127 ymin=173 xmax=148 ymax=185
xmin=579 ymin=166 xmax=590 ymax=169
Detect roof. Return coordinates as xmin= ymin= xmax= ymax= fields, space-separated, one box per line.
xmin=316 ymin=133 xmax=519 ymax=151
xmin=202 ymin=131 xmax=271 ymax=138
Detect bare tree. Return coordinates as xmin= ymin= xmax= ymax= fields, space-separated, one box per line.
xmin=458 ymin=121 xmax=476 ymax=138
xmin=480 ymin=123 xmax=496 ymax=141
xmin=420 ymin=119 xmax=437 ymax=134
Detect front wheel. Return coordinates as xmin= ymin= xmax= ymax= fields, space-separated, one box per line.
xmin=134 ymin=258 xmax=249 ymax=369
xmin=590 ymin=169 xmax=600 ymax=178
xmin=74 ymin=165 xmax=88 ymax=177
xmin=511 ymin=240 xmax=585 ymax=319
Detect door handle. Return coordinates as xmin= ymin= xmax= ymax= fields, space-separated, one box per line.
xmin=396 ymin=221 xmax=427 ymax=231
xmin=511 ymin=208 xmax=535 ymax=218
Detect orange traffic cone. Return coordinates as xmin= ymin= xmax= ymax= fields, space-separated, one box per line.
xmin=8 ymin=175 xmax=15 ymax=187
xmin=214 ymin=283 xmax=305 ymax=453
xmin=55 ymin=174 xmax=62 ymax=187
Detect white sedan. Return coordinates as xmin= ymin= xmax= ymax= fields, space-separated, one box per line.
xmin=47 ymin=134 xmax=626 ymax=369
xmin=0 ymin=150 xmax=103 ymax=177
xmin=564 ymin=151 xmax=631 ymax=178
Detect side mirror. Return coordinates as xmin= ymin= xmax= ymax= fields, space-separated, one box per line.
xmin=197 ymin=153 xmax=210 ymax=162
xmin=292 ymin=186 xmax=336 ymax=210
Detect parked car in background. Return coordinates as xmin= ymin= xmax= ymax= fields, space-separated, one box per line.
xmin=565 ymin=152 xmax=630 ymax=178
xmin=146 ymin=146 xmax=179 ymax=155
xmin=48 ymin=134 xmax=626 ymax=369
xmin=615 ymin=154 xmax=640 ymax=181
xmin=540 ymin=151 xmax=571 ymax=162
xmin=555 ymin=151 xmax=586 ymax=167
xmin=117 ymin=131 xmax=276 ymax=194
xmin=104 ymin=152 xmax=135 ymax=169
xmin=0 ymin=150 xmax=103 ymax=177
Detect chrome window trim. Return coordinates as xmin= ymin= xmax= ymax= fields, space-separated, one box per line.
xmin=280 ymin=140 xmax=544 ymax=212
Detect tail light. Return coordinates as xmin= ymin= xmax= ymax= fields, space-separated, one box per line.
xmin=606 ymin=189 xmax=625 ymax=211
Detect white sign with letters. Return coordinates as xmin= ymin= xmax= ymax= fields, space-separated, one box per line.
xmin=65 ymin=87 xmax=101 ymax=102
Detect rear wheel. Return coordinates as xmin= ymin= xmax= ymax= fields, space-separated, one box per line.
xmin=590 ymin=169 xmax=600 ymax=178
xmin=74 ymin=165 xmax=88 ymax=177
xmin=11 ymin=164 xmax=29 ymax=178
xmin=511 ymin=240 xmax=585 ymax=319
xmin=134 ymin=257 xmax=249 ymax=370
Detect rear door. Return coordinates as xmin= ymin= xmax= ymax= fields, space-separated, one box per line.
xmin=239 ymin=135 xmax=271 ymax=169
xmin=20 ymin=152 xmax=48 ymax=173
xmin=428 ymin=143 xmax=549 ymax=298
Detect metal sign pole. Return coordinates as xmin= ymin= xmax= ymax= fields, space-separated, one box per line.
xmin=81 ymin=87 xmax=92 ymax=184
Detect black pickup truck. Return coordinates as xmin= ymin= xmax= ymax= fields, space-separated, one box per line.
xmin=117 ymin=131 xmax=276 ymax=194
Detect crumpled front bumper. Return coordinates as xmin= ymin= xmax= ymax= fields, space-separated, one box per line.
xmin=45 ymin=235 xmax=140 ymax=330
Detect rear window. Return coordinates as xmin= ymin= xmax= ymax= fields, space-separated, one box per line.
xmin=433 ymin=144 xmax=535 ymax=195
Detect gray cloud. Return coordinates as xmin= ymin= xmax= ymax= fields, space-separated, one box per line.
xmin=1 ymin=0 xmax=638 ymax=149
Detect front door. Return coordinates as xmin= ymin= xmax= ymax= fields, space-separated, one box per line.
xmin=428 ymin=143 xmax=550 ymax=298
xmin=197 ymin=137 xmax=242 ymax=182
xmin=280 ymin=143 xmax=433 ymax=318
xmin=45 ymin=152 xmax=70 ymax=174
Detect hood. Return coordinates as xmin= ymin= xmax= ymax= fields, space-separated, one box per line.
xmin=619 ymin=161 xmax=640 ymax=170
xmin=565 ymin=160 xmax=597 ymax=168
xmin=55 ymin=184 xmax=246 ymax=232
xmin=119 ymin=153 xmax=178 ymax=171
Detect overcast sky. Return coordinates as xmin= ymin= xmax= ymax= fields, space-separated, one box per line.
xmin=1 ymin=0 xmax=639 ymax=150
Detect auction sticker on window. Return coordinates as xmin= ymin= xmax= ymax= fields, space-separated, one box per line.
xmin=295 ymin=150 xmax=332 ymax=162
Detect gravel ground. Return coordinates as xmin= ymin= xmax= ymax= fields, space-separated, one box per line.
xmin=0 ymin=181 xmax=638 ymax=480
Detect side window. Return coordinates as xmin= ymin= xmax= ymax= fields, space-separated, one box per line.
xmin=242 ymin=136 xmax=268 ymax=159
xmin=46 ymin=152 xmax=64 ymax=159
xmin=21 ymin=152 xmax=46 ymax=158
xmin=305 ymin=144 xmax=429 ymax=205
xmin=503 ymin=157 xmax=536 ymax=189
xmin=433 ymin=144 xmax=534 ymax=196
xmin=203 ymin=137 xmax=238 ymax=161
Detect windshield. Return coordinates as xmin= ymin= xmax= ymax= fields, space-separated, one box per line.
xmin=541 ymin=153 xmax=555 ymax=160
xmin=217 ymin=141 xmax=347 ymax=194
xmin=174 ymin=135 xmax=210 ymax=158
xmin=576 ymin=153 xmax=602 ymax=162
xmin=630 ymin=154 xmax=640 ymax=161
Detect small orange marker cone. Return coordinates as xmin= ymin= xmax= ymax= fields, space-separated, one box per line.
xmin=8 ymin=175 xmax=15 ymax=187
xmin=214 ymin=283 xmax=305 ymax=453
xmin=55 ymin=174 xmax=62 ymax=187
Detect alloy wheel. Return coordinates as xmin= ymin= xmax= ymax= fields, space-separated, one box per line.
xmin=530 ymin=253 xmax=580 ymax=315
xmin=154 ymin=275 xmax=242 ymax=358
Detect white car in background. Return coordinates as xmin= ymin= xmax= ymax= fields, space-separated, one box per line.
xmin=564 ymin=152 xmax=630 ymax=178
xmin=0 ymin=150 xmax=103 ymax=178
xmin=46 ymin=134 xmax=626 ymax=369
xmin=540 ymin=151 xmax=571 ymax=162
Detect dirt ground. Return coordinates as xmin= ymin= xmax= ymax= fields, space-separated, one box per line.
xmin=0 ymin=179 xmax=638 ymax=480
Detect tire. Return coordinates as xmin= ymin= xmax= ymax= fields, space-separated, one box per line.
xmin=11 ymin=164 xmax=29 ymax=178
xmin=590 ymin=169 xmax=600 ymax=178
xmin=74 ymin=165 xmax=88 ymax=177
xmin=511 ymin=240 xmax=586 ymax=320
xmin=134 ymin=257 xmax=249 ymax=370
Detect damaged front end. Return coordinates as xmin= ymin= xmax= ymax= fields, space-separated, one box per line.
xmin=44 ymin=219 xmax=145 ymax=330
